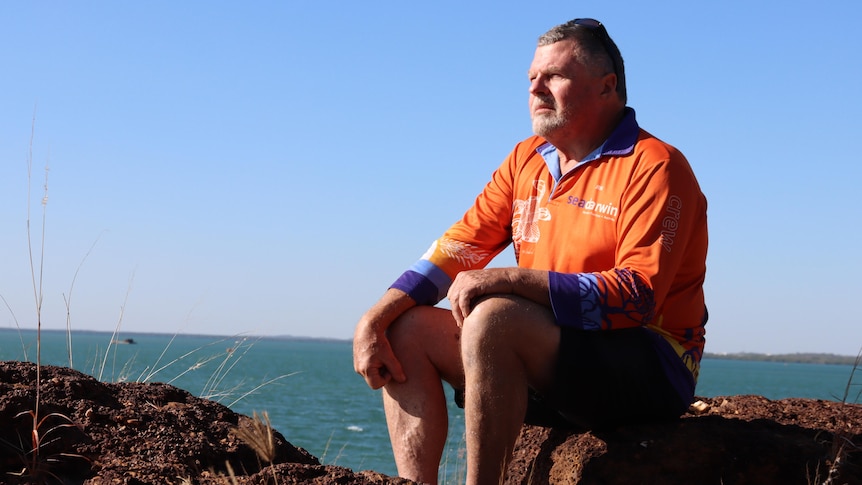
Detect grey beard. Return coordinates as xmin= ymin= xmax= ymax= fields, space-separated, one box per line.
xmin=532 ymin=112 xmax=567 ymax=138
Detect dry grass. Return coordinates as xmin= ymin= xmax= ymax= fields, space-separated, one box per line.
xmin=5 ymin=116 xmax=292 ymax=485
xmin=809 ymin=346 xmax=862 ymax=485
xmin=5 ymin=410 xmax=88 ymax=482
xmin=233 ymin=411 xmax=279 ymax=484
xmin=6 ymin=110 xmax=92 ymax=484
xmin=6 ymin=121 xmax=92 ymax=474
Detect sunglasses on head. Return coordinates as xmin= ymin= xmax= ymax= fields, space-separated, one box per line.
xmin=573 ymin=18 xmax=619 ymax=77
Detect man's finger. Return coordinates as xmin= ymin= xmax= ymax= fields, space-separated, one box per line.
xmin=450 ymin=300 xmax=465 ymax=327
xmin=381 ymin=352 xmax=407 ymax=383
xmin=362 ymin=364 xmax=391 ymax=390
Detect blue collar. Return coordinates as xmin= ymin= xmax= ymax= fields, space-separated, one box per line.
xmin=602 ymin=107 xmax=639 ymax=157
xmin=538 ymin=107 xmax=640 ymax=180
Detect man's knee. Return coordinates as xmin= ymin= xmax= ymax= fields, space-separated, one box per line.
xmin=386 ymin=306 xmax=433 ymax=352
xmin=460 ymin=296 xmax=522 ymax=359
xmin=460 ymin=295 xmax=559 ymax=380
xmin=462 ymin=295 xmax=547 ymax=339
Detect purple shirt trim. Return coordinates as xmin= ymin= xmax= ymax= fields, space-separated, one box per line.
xmin=548 ymin=272 xmax=583 ymax=327
xmin=602 ymin=107 xmax=639 ymax=157
xmin=548 ymin=272 xmax=603 ymax=330
xmin=390 ymin=270 xmax=439 ymax=306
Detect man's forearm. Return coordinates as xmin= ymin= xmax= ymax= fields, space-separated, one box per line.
xmin=359 ymin=287 xmax=417 ymax=335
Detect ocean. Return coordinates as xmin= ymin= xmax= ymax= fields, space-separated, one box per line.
xmin=0 ymin=328 xmax=858 ymax=483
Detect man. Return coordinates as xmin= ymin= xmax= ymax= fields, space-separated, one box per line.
xmin=354 ymin=18 xmax=707 ymax=484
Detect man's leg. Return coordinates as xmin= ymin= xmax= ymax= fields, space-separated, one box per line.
xmin=460 ymin=295 xmax=560 ymax=484
xmin=383 ymin=306 xmax=464 ymax=484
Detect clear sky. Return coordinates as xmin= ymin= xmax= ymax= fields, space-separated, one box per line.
xmin=2 ymin=1 xmax=860 ymax=355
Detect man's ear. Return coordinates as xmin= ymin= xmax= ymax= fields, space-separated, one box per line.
xmin=599 ymin=72 xmax=618 ymax=98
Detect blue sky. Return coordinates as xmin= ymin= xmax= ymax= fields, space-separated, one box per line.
xmin=1 ymin=1 xmax=860 ymax=355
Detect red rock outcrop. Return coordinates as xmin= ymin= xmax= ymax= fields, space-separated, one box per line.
xmin=1 ymin=361 xmax=860 ymax=484
xmin=505 ymin=395 xmax=862 ymax=484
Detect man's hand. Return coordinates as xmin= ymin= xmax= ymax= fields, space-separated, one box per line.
xmin=447 ymin=267 xmax=550 ymax=327
xmin=447 ymin=268 xmax=515 ymax=327
xmin=353 ymin=322 xmax=406 ymax=390
xmin=353 ymin=288 xmax=415 ymax=389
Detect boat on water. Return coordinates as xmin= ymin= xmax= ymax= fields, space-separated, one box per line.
xmin=111 ymin=338 xmax=137 ymax=345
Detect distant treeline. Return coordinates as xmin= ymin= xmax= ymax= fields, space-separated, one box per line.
xmin=704 ymin=352 xmax=860 ymax=366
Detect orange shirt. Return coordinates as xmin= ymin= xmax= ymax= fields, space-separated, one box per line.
xmin=392 ymin=109 xmax=708 ymax=386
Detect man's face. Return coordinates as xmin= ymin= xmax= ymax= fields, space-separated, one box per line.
xmin=528 ymin=39 xmax=604 ymax=140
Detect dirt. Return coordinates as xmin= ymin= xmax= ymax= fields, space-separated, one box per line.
xmin=1 ymin=361 xmax=860 ymax=484
xmin=506 ymin=395 xmax=862 ymax=485
xmin=0 ymin=361 xmax=414 ymax=484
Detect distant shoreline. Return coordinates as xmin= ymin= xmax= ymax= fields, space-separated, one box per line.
xmin=0 ymin=326 xmax=352 ymax=344
xmin=704 ymin=352 xmax=859 ymax=366
xmin=2 ymin=327 xmax=858 ymax=365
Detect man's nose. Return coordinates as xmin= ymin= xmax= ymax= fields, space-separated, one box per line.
xmin=529 ymin=76 xmax=547 ymax=96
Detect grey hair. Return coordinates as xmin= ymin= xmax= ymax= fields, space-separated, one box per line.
xmin=537 ymin=20 xmax=627 ymax=104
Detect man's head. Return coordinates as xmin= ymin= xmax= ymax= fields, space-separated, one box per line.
xmin=538 ymin=19 xmax=626 ymax=104
xmin=528 ymin=19 xmax=627 ymax=143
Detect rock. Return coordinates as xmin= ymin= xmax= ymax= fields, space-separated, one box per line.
xmin=0 ymin=361 xmax=415 ymax=485
xmin=505 ymin=395 xmax=862 ymax=485
xmin=3 ymin=360 xmax=860 ymax=484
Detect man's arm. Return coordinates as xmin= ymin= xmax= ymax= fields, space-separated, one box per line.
xmin=353 ymin=288 xmax=416 ymax=389
xmin=548 ymin=149 xmax=707 ymax=331
xmin=354 ymin=143 xmax=528 ymax=386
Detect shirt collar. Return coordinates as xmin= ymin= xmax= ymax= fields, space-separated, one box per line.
xmin=602 ymin=107 xmax=639 ymax=157
xmin=537 ymin=107 xmax=640 ymax=178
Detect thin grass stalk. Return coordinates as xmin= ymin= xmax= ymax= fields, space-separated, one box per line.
xmin=817 ymin=346 xmax=862 ymax=485
xmin=34 ymin=165 xmax=47 ymax=440
xmin=202 ymin=337 xmax=255 ymax=399
xmin=1 ymin=294 xmax=28 ymax=361
xmin=213 ymin=339 xmax=254 ymax=390
xmin=201 ymin=338 xmax=247 ymax=398
xmin=201 ymin=380 xmax=247 ymax=403
xmin=26 ymin=111 xmax=37 ymax=418
xmin=332 ymin=441 xmax=349 ymax=466
xmin=320 ymin=430 xmax=335 ymax=464
xmin=140 ymin=334 xmax=233 ymax=383
xmin=165 ymin=354 xmax=223 ymax=385
xmin=839 ymin=347 xmax=862 ymax=404
xmin=138 ymin=331 xmax=181 ymax=382
xmin=142 ymin=336 xmax=230 ymax=383
xmin=98 ymin=272 xmax=133 ymax=382
xmin=116 ymin=354 xmax=139 ymax=383
xmin=62 ymin=234 xmax=102 ymax=368
xmin=136 ymin=305 xmax=201 ymax=381
xmin=62 ymin=293 xmax=73 ymax=367
xmin=25 ymin=111 xmax=49 ymax=449
xmin=227 ymin=373 xmax=298 ymax=408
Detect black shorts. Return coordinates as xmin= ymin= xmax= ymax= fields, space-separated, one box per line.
xmin=453 ymin=326 xmax=690 ymax=430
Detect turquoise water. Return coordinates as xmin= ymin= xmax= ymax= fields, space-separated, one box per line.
xmin=0 ymin=328 xmax=465 ymax=480
xmin=1 ymin=328 xmax=858 ymax=481
xmin=698 ymin=357 xmax=860 ymax=402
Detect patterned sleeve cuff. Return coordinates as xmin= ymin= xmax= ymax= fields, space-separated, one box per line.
xmin=548 ymin=271 xmax=602 ymax=330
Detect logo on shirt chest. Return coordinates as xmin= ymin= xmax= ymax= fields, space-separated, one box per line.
xmin=512 ymin=180 xmax=552 ymax=246
xmin=566 ymin=195 xmax=619 ymax=220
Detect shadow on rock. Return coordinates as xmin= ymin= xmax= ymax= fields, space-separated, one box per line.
xmin=506 ymin=396 xmax=862 ymax=485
